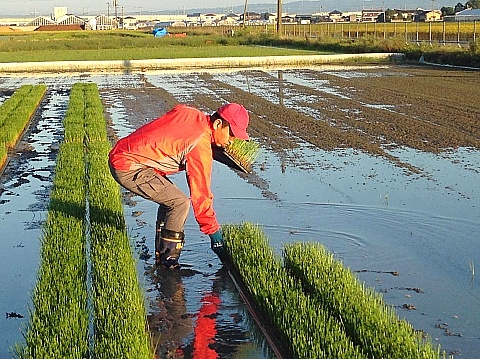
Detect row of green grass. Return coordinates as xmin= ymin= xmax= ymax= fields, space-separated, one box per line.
xmin=0 ymin=31 xmax=320 ymax=63
xmin=223 ymin=222 xmax=449 ymax=359
xmin=17 ymin=89 xmax=88 ymax=357
xmin=82 ymin=83 xmax=151 ymax=358
xmin=16 ymin=83 xmax=152 ymax=358
xmin=0 ymin=85 xmax=46 ymax=169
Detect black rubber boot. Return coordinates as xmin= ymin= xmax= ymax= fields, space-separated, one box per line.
xmin=154 ymin=220 xmax=164 ymax=259
xmin=156 ymin=228 xmax=184 ymax=269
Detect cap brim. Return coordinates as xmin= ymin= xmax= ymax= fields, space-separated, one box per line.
xmin=231 ymin=126 xmax=249 ymax=140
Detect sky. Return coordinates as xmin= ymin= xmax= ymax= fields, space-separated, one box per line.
xmin=0 ymin=0 xmax=448 ymax=17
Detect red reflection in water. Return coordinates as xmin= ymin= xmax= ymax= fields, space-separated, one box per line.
xmin=193 ymin=293 xmax=220 ymax=359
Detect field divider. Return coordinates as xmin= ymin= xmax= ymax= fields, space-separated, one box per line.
xmin=0 ymin=53 xmax=402 ymax=73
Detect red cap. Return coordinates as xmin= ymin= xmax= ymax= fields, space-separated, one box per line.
xmin=217 ymin=103 xmax=249 ymax=140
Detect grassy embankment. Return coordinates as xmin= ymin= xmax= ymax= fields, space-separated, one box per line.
xmin=196 ymin=22 xmax=480 ymax=68
xmin=0 ymin=27 xmax=478 ymax=67
xmin=0 ymin=31 xmax=319 ymax=62
xmin=16 ymin=83 xmax=152 ymax=358
xmin=0 ymin=84 xmax=46 ymax=169
xmin=223 ymin=222 xmax=451 ymax=359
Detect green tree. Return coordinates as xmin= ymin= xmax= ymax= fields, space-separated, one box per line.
xmin=465 ymin=0 xmax=480 ymax=8
xmin=441 ymin=6 xmax=456 ymax=15
xmin=454 ymin=2 xmax=465 ymax=12
xmin=385 ymin=9 xmax=396 ymax=21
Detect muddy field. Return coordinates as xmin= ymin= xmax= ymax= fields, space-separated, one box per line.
xmin=0 ymin=64 xmax=479 ymax=359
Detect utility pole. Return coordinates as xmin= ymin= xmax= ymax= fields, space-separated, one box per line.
xmin=243 ymin=0 xmax=248 ymax=28
xmin=277 ymin=0 xmax=282 ymax=37
xmin=113 ymin=0 xmax=118 ymax=28
xmin=107 ymin=2 xmax=110 ymax=18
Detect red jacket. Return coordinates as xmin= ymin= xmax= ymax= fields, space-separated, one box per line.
xmin=109 ymin=104 xmax=219 ymax=235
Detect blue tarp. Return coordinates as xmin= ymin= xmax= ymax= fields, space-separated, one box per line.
xmin=153 ymin=27 xmax=168 ymax=37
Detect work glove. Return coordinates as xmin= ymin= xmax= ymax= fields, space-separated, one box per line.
xmin=209 ymin=230 xmax=225 ymax=260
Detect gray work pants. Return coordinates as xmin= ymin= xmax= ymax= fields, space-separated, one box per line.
xmin=109 ymin=165 xmax=190 ymax=233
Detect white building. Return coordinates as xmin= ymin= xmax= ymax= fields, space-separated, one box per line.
xmin=452 ymin=8 xmax=480 ymax=21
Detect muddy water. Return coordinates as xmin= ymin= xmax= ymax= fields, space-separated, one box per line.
xmin=0 ymin=65 xmax=479 ymax=358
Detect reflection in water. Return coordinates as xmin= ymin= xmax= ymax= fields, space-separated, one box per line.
xmin=192 ymin=292 xmax=220 ymax=359
xmin=149 ymin=268 xmax=195 ymax=359
xmin=278 ymin=70 xmax=284 ymax=107
xmin=147 ymin=265 xmax=272 ymax=359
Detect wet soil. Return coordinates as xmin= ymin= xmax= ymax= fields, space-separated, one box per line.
xmin=97 ymin=64 xmax=479 ymax=358
xmin=1 ymin=64 xmax=479 ymax=359
xmin=196 ymin=66 xmax=479 ymax=173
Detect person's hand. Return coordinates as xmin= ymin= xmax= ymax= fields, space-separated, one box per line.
xmin=209 ymin=230 xmax=225 ymax=260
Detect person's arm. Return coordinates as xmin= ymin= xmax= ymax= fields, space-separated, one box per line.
xmin=185 ymin=135 xmax=220 ymax=235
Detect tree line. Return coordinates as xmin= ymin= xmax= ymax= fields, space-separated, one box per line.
xmin=441 ymin=0 xmax=480 ymax=16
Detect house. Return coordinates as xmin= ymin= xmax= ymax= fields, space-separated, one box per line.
xmin=328 ymin=10 xmax=343 ymax=22
xmin=295 ymin=14 xmax=312 ymax=24
xmin=414 ymin=9 xmax=442 ymax=22
xmin=343 ymin=12 xmax=361 ymax=22
xmin=201 ymin=13 xmax=218 ymax=26
xmin=240 ymin=12 xmax=262 ymax=25
xmin=391 ymin=9 xmax=416 ymax=22
xmin=122 ymin=16 xmax=137 ymax=30
xmin=311 ymin=13 xmax=331 ymax=23
xmin=362 ymin=9 xmax=384 ymax=22
xmin=218 ymin=13 xmax=240 ymax=26
xmin=93 ymin=14 xmax=116 ymax=30
xmin=186 ymin=13 xmax=201 ymax=26
xmin=281 ymin=15 xmax=296 ymax=23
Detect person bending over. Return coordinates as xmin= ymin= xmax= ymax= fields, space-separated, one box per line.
xmin=109 ymin=103 xmax=250 ymax=268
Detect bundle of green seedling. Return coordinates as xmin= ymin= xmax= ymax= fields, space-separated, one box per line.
xmin=17 ymin=84 xmax=152 ymax=359
xmin=225 ymin=139 xmax=260 ymax=168
xmin=222 ymin=223 xmax=448 ymax=359
xmin=215 ymin=138 xmax=260 ymax=173
xmin=0 ymin=84 xmax=46 ymax=168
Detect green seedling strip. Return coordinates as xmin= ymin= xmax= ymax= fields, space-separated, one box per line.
xmin=17 ymin=83 xmax=151 ymax=358
xmin=223 ymin=223 xmax=366 ymax=359
xmin=284 ymin=242 xmax=443 ymax=359
xmin=83 ymin=84 xmax=151 ymax=358
xmin=223 ymin=223 xmax=448 ymax=359
xmin=0 ymin=84 xmax=46 ymax=170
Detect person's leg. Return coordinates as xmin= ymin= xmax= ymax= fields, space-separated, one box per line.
xmin=110 ymin=166 xmax=190 ymax=231
xmin=155 ymin=205 xmax=168 ymax=259
xmin=110 ymin=166 xmax=190 ymax=267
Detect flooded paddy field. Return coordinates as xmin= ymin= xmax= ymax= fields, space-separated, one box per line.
xmin=0 ymin=64 xmax=479 ymax=358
